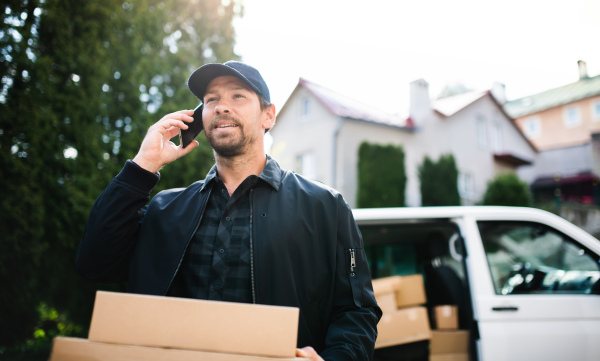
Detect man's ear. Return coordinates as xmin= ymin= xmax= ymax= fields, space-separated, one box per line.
xmin=262 ymin=103 xmax=276 ymax=132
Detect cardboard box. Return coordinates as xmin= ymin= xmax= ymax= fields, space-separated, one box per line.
xmin=372 ymin=274 xmax=426 ymax=312
xmin=49 ymin=337 xmax=308 ymax=361
xmin=372 ymin=276 xmax=402 ymax=314
xmin=430 ymin=330 xmax=469 ymax=354
xmin=433 ymin=305 xmax=458 ymax=330
xmin=429 ymin=353 xmax=469 ymax=361
xmin=395 ymin=274 xmax=427 ymax=308
xmin=88 ymin=291 xmax=299 ymax=357
xmin=375 ymin=306 xmax=431 ymax=349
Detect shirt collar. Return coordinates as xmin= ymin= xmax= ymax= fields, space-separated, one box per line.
xmin=200 ymin=155 xmax=282 ymax=192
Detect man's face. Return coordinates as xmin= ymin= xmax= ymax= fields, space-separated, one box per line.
xmin=202 ymin=75 xmax=272 ymax=158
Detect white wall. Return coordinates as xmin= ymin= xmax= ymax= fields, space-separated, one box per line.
xmin=270 ymin=87 xmax=338 ymax=185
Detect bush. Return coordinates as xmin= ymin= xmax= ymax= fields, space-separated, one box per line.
xmin=482 ymin=173 xmax=531 ymax=206
xmin=357 ymin=142 xmax=406 ymax=208
xmin=418 ymin=154 xmax=461 ymax=206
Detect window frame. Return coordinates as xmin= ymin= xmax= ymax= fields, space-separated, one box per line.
xmin=563 ymin=105 xmax=581 ymax=128
xmin=592 ymin=100 xmax=600 ymax=122
xmin=477 ymin=220 xmax=600 ymax=296
xmin=523 ymin=116 xmax=541 ymax=139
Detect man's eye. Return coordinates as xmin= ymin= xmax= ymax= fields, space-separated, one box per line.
xmin=234 ymin=94 xmax=245 ymax=98
xmin=205 ymin=97 xmax=216 ymax=103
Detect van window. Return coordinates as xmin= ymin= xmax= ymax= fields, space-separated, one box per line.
xmin=477 ymin=221 xmax=600 ymax=295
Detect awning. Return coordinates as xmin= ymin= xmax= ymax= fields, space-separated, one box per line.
xmin=493 ymin=153 xmax=532 ymax=167
xmin=532 ymin=172 xmax=599 ymax=188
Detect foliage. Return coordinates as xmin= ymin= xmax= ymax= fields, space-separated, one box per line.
xmin=357 ymin=142 xmax=406 ymax=208
xmin=418 ymin=154 xmax=460 ymax=206
xmin=0 ymin=0 xmax=242 ymax=350
xmin=482 ymin=172 xmax=531 ymax=207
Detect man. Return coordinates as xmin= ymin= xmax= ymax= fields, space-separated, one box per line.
xmin=76 ymin=61 xmax=381 ymax=360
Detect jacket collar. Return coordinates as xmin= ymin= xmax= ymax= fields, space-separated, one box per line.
xmin=200 ymin=155 xmax=282 ymax=192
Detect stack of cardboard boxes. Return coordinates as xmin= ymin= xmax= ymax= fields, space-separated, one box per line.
xmin=372 ymin=274 xmax=432 ymax=349
xmin=49 ymin=291 xmax=308 ymax=361
xmin=430 ymin=305 xmax=469 ymax=361
xmin=372 ymin=275 xmax=469 ymax=361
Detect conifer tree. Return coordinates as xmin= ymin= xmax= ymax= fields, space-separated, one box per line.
xmin=0 ymin=0 xmax=242 ymax=350
xmin=418 ymin=154 xmax=461 ymax=206
xmin=357 ymin=142 xmax=406 ymax=208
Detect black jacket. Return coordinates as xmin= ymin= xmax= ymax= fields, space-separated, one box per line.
xmin=76 ymin=158 xmax=381 ymax=360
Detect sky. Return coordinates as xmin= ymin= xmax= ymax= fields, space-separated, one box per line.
xmin=233 ymin=0 xmax=600 ymax=115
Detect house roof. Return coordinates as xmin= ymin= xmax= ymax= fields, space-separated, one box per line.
xmin=433 ymin=90 xmax=488 ymax=117
xmin=431 ymin=89 xmax=537 ymax=152
xmin=294 ymin=78 xmax=411 ymax=129
xmin=504 ymin=74 xmax=600 ymax=118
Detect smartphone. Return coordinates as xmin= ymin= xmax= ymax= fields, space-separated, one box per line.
xmin=179 ymin=104 xmax=204 ymax=148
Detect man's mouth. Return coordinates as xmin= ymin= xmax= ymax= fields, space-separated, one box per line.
xmin=216 ymin=124 xmax=238 ymax=129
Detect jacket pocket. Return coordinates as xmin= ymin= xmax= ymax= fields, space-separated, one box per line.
xmin=347 ymin=248 xmax=365 ymax=307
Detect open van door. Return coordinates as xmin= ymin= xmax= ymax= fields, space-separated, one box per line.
xmin=467 ymin=218 xmax=600 ymax=361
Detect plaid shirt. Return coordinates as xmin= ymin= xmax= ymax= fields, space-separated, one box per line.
xmin=168 ymin=159 xmax=278 ymax=303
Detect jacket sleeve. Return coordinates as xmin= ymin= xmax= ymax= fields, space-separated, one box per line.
xmin=319 ymin=196 xmax=382 ymax=361
xmin=75 ymin=160 xmax=160 ymax=283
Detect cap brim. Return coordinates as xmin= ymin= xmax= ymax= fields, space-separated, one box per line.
xmin=187 ymin=63 xmax=261 ymax=101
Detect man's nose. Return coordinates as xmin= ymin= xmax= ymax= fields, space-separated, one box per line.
xmin=214 ymin=101 xmax=230 ymax=114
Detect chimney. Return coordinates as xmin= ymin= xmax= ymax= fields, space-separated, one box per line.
xmin=578 ymin=60 xmax=588 ymax=80
xmin=409 ymin=78 xmax=432 ymax=127
xmin=490 ymin=81 xmax=506 ymax=105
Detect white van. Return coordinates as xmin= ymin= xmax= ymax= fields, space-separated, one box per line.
xmin=353 ymin=206 xmax=600 ymax=361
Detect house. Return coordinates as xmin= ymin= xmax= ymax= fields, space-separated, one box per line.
xmin=270 ymin=77 xmax=536 ymax=208
xmin=505 ymin=61 xmax=600 ymax=204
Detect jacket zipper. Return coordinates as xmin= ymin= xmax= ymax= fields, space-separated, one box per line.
xmin=349 ymin=248 xmax=356 ymax=277
xmin=249 ymin=188 xmax=256 ymax=304
xmin=163 ymin=187 xmax=212 ymax=295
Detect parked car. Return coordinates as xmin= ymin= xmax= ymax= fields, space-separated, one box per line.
xmin=353 ymin=206 xmax=600 ymax=361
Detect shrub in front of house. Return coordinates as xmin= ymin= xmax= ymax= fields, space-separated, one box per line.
xmin=482 ymin=172 xmax=531 ymax=207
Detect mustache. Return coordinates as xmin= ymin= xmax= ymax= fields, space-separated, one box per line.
xmin=209 ymin=115 xmax=240 ymax=127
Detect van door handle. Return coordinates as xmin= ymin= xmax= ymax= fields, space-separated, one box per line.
xmin=492 ymin=306 xmax=519 ymax=311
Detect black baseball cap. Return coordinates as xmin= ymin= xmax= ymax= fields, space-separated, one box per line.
xmin=188 ymin=61 xmax=270 ymax=103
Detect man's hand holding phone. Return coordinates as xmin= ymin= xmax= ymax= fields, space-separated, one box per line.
xmin=132 ymin=109 xmax=200 ymax=173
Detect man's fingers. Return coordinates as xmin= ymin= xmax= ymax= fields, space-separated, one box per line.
xmin=179 ymin=140 xmax=199 ymax=155
xmin=167 ymin=110 xmax=195 ymax=122
xmin=296 ymin=347 xmax=323 ymax=361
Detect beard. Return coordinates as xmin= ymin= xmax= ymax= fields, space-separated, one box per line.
xmin=205 ymin=115 xmax=254 ymax=158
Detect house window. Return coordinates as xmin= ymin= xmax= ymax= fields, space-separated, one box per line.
xmin=296 ymin=152 xmax=316 ymax=179
xmin=476 ymin=115 xmax=487 ymax=150
xmin=563 ymin=105 xmax=581 ymax=127
xmin=491 ymin=121 xmax=503 ymax=152
xmin=458 ymin=172 xmax=475 ymax=201
xmin=523 ymin=117 xmax=541 ymax=139
xmin=300 ymin=97 xmax=310 ymax=120
xmin=593 ymin=100 xmax=600 ymax=121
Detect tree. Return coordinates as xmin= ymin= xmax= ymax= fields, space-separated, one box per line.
xmin=357 ymin=142 xmax=406 ymax=208
xmin=418 ymin=154 xmax=460 ymax=206
xmin=0 ymin=0 xmax=242 ymax=351
xmin=482 ymin=172 xmax=531 ymax=207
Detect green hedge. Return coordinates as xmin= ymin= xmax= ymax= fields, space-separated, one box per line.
xmin=418 ymin=154 xmax=460 ymax=206
xmin=357 ymin=142 xmax=406 ymax=208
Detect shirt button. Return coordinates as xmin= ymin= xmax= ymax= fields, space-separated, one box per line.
xmin=225 ymin=216 xmax=231 ymax=221
xmin=221 ymin=189 xmax=226 ymax=194
xmin=219 ymin=248 xmax=225 ymax=254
